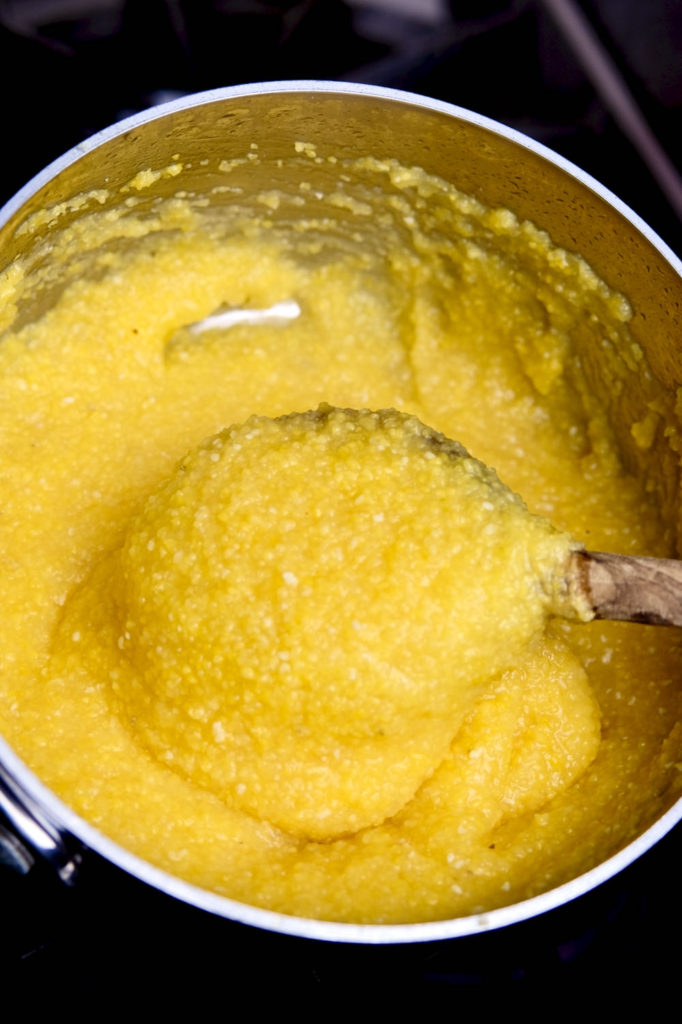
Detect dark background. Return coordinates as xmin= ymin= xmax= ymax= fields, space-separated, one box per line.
xmin=1 ymin=0 xmax=681 ymax=1001
xmin=1 ymin=0 xmax=681 ymax=253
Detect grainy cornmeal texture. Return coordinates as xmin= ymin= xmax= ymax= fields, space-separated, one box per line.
xmin=105 ymin=406 xmax=583 ymax=841
xmin=1 ymin=146 xmax=681 ymax=924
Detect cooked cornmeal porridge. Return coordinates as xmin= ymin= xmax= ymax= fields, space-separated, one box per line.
xmin=1 ymin=145 xmax=681 ymax=924
xmin=77 ymin=405 xmax=586 ymax=842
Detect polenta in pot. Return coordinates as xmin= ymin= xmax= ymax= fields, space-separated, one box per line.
xmin=0 ymin=144 xmax=681 ymax=925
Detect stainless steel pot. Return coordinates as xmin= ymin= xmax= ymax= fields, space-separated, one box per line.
xmin=1 ymin=80 xmax=681 ymax=944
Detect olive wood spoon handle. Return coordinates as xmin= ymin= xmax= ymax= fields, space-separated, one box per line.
xmin=567 ymin=550 xmax=682 ymax=627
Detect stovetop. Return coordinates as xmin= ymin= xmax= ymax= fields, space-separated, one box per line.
xmin=1 ymin=0 xmax=680 ymax=252
xmin=1 ymin=0 xmax=681 ymax=998
xmin=3 ymin=819 xmax=681 ymax=1001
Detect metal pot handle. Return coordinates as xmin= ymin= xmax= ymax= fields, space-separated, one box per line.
xmin=0 ymin=761 xmax=82 ymax=884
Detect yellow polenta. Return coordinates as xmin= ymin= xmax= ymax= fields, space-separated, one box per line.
xmin=1 ymin=148 xmax=681 ymax=925
xmin=72 ymin=405 xmax=581 ymax=841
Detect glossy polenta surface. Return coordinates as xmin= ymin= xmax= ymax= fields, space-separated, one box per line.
xmin=0 ymin=150 xmax=681 ymax=924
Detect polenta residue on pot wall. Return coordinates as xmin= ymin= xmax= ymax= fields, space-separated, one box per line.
xmin=0 ymin=145 xmax=681 ymax=925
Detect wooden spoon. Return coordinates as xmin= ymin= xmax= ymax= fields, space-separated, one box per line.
xmin=565 ymin=550 xmax=682 ymax=627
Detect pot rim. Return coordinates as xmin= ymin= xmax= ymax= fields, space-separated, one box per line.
xmin=2 ymin=79 xmax=681 ymax=274
xmin=1 ymin=79 xmax=681 ymax=944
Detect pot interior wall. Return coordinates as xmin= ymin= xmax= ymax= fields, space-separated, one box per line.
xmin=3 ymin=90 xmax=680 ymax=544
